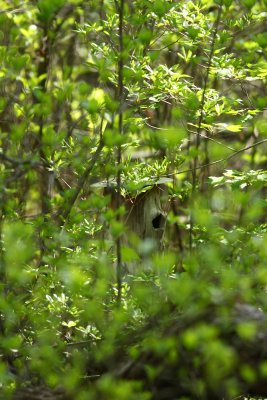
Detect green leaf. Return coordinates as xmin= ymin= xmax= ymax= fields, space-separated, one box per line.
xmin=241 ymin=0 xmax=256 ymax=8
xmin=62 ymin=321 xmax=77 ymax=328
xmin=226 ymin=124 xmax=243 ymax=132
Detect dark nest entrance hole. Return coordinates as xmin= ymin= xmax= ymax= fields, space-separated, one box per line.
xmin=152 ymin=213 xmax=165 ymax=229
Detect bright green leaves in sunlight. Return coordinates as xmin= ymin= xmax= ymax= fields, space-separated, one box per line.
xmin=210 ymin=169 xmax=267 ymax=190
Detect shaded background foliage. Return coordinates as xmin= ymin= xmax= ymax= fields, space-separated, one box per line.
xmin=1 ymin=0 xmax=267 ymax=399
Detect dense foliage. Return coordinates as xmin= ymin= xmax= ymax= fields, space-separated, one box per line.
xmin=1 ymin=0 xmax=267 ymax=398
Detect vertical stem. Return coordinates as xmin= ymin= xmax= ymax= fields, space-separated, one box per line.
xmin=37 ymin=26 xmax=51 ymax=216
xmin=0 ymin=211 xmax=5 ymax=283
xmin=33 ymin=25 xmax=51 ymax=266
xmin=189 ymin=2 xmax=223 ymax=249
xmin=0 ymin=208 xmax=6 ymax=335
xmin=116 ymin=0 xmax=124 ymax=304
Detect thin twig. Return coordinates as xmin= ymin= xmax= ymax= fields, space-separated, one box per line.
xmin=192 ymin=1 xmax=223 ymax=186
xmin=0 ymin=8 xmax=26 ymax=14
xmin=189 ymin=0 xmax=223 ymax=249
xmin=162 ymin=138 xmax=267 ymax=178
xmin=187 ymin=128 xmax=236 ymax=151
xmin=60 ymin=139 xmax=104 ymax=226
xmin=0 ymin=152 xmax=40 ymax=166
xmin=116 ymin=0 xmax=124 ymax=305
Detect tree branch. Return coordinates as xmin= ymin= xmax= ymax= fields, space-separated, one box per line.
xmin=0 ymin=152 xmax=40 ymax=166
xmin=189 ymin=0 xmax=223 ymax=249
xmin=116 ymin=0 xmax=124 ymax=305
xmin=164 ymin=138 xmax=267 ymax=178
xmin=59 ymin=139 xmax=104 ymax=226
